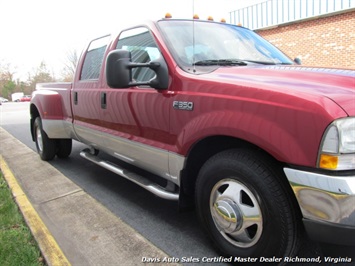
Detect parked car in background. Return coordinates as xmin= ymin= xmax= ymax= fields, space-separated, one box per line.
xmin=12 ymin=92 xmax=24 ymax=102
xmin=19 ymin=95 xmax=31 ymax=102
xmin=0 ymin=97 xmax=9 ymax=103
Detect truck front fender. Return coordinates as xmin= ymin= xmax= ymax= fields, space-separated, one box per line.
xmin=173 ymin=107 xmax=338 ymax=168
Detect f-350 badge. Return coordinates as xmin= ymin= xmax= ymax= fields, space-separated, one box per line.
xmin=173 ymin=101 xmax=194 ymax=111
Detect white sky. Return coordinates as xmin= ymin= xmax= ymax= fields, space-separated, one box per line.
xmin=0 ymin=0 xmax=264 ymax=81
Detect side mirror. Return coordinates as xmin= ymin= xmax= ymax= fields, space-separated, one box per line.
xmin=294 ymin=57 xmax=302 ymax=65
xmin=106 ymin=49 xmax=131 ymax=88
xmin=106 ymin=49 xmax=169 ymax=90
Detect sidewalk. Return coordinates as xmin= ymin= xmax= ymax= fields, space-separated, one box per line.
xmin=0 ymin=127 xmax=178 ymax=266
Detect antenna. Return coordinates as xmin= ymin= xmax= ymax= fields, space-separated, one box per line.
xmin=192 ymin=0 xmax=196 ymax=72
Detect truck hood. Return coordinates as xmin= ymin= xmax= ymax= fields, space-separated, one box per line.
xmin=209 ymin=66 xmax=355 ymax=116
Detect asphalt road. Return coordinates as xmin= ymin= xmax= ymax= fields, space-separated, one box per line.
xmin=0 ymin=102 xmax=353 ymax=265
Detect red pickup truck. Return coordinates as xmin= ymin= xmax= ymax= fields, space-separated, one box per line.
xmin=30 ymin=18 xmax=355 ymax=259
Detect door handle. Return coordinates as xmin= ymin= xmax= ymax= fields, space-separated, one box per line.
xmin=74 ymin=92 xmax=78 ymax=105
xmin=101 ymin=92 xmax=107 ymax=109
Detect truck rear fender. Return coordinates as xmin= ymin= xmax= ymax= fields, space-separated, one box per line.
xmin=30 ymin=90 xmax=73 ymax=140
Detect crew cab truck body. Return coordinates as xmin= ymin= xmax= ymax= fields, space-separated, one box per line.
xmin=30 ymin=18 xmax=355 ymax=258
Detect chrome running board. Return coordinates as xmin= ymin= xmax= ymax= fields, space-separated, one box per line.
xmin=80 ymin=149 xmax=179 ymax=201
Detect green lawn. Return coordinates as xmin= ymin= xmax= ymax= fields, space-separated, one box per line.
xmin=0 ymin=172 xmax=44 ymax=266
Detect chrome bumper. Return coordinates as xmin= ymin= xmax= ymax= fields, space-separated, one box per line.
xmin=284 ymin=168 xmax=355 ymax=227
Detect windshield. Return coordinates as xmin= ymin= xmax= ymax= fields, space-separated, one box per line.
xmin=158 ymin=20 xmax=293 ymax=73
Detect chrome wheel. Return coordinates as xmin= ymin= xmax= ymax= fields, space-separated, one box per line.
xmin=36 ymin=126 xmax=43 ymax=152
xmin=210 ymin=178 xmax=263 ymax=248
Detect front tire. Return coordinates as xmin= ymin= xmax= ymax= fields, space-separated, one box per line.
xmin=33 ymin=117 xmax=56 ymax=161
xmin=195 ymin=149 xmax=302 ymax=258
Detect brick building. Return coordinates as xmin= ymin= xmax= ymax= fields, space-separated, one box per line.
xmin=256 ymin=10 xmax=355 ymax=69
xmin=229 ymin=0 xmax=355 ymax=69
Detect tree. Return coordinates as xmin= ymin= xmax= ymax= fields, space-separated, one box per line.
xmin=0 ymin=62 xmax=16 ymax=99
xmin=27 ymin=61 xmax=56 ymax=92
xmin=61 ymin=49 xmax=78 ymax=82
xmin=2 ymin=80 xmax=16 ymax=99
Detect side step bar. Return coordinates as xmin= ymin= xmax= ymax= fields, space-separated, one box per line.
xmin=80 ymin=149 xmax=179 ymax=201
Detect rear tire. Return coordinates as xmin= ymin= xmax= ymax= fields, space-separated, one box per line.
xmin=56 ymin=139 xmax=72 ymax=158
xmin=195 ymin=149 xmax=302 ymax=258
xmin=33 ymin=117 xmax=56 ymax=161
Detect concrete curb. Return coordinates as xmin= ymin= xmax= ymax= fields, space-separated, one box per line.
xmin=0 ymin=127 xmax=179 ymax=266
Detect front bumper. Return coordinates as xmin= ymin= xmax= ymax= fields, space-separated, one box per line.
xmin=284 ymin=168 xmax=355 ymax=245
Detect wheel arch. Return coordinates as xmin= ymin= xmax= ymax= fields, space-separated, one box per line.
xmin=179 ymin=135 xmax=294 ymax=209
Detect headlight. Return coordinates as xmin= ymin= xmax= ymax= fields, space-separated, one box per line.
xmin=318 ymin=117 xmax=355 ymax=170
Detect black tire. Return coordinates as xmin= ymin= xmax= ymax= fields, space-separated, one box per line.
xmin=33 ymin=117 xmax=56 ymax=161
xmin=195 ymin=149 xmax=302 ymax=258
xmin=56 ymin=139 xmax=72 ymax=158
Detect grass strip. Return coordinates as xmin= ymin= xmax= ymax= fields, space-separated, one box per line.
xmin=0 ymin=172 xmax=44 ymax=266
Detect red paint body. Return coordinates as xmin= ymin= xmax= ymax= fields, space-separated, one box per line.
xmin=31 ymin=20 xmax=355 ymax=169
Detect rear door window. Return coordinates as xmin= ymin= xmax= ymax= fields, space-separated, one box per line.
xmin=80 ymin=35 xmax=110 ymax=80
